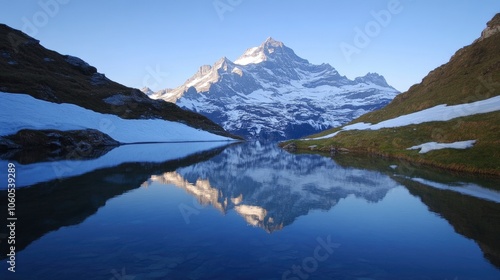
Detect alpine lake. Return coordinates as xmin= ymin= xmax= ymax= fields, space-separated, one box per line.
xmin=1 ymin=141 xmax=499 ymax=280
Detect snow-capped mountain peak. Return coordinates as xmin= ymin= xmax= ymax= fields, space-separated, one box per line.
xmin=182 ymin=57 xmax=237 ymax=93
xmin=234 ymin=46 xmax=266 ymax=65
xmin=234 ymin=37 xmax=307 ymax=66
xmin=234 ymin=37 xmax=283 ymax=65
xmin=141 ymin=87 xmax=155 ymax=96
xmin=263 ymin=36 xmax=283 ymax=46
xmin=214 ymin=56 xmax=234 ymax=71
xmin=354 ymin=72 xmax=394 ymax=88
xmin=151 ymin=38 xmax=400 ymax=140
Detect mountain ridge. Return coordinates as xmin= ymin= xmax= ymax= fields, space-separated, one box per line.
xmin=148 ymin=38 xmax=399 ymax=140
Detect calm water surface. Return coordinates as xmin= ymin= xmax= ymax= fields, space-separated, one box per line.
xmin=1 ymin=142 xmax=499 ymax=280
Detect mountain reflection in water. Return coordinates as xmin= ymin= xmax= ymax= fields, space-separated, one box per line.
xmin=145 ymin=142 xmax=398 ymax=233
xmin=0 ymin=141 xmax=499 ymax=280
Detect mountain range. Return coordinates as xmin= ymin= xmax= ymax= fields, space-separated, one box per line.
xmin=285 ymin=13 xmax=500 ymax=175
xmin=145 ymin=37 xmax=399 ymax=140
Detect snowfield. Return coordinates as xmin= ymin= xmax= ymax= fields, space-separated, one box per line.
xmin=234 ymin=46 xmax=266 ymax=65
xmin=308 ymin=95 xmax=500 ymax=140
xmin=0 ymin=92 xmax=233 ymax=143
xmin=407 ymin=140 xmax=476 ymax=154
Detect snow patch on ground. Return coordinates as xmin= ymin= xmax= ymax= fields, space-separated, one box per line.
xmin=407 ymin=140 xmax=476 ymax=154
xmin=0 ymin=92 xmax=233 ymax=143
xmin=307 ymin=95 xmax=500 ymax=140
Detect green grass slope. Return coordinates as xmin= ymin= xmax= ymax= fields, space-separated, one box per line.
xmin=283 ymin=14 xmax=500 ymax=175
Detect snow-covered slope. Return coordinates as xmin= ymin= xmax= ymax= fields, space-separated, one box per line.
xmin=308 ymin=95 xmax=500 ymax=140
xmin=0 ymin=92 xmax=232 ymax=143
xmin=149 ymin=38 xmax=399 ymax=140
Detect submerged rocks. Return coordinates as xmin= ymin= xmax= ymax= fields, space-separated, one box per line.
xmin=0 ymin=129 xmax=120 ymax=163
xmin=282 ymin=142 xmax=297 ymax=152
xmin=330 ymin=146 xmax=350 ymax=156
xmin=0 ymin=137 xmax=21 ymax=150
xmin=2 ymin=128 xmax=119 ymax=149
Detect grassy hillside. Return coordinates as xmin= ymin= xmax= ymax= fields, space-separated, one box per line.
xmin=355 ymin=27 xmax=500 ymax=125
xmin=0 ymin=24 xmax=239 ymax=139
xmin=282 ymin=14 xmax=500 ymax=175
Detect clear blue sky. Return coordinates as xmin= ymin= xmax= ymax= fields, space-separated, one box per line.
xmin=1 ymin=1 xmax=498 ymax=92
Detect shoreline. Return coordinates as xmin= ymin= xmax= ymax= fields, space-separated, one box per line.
xmin=279 ymin=142 xmax=500 ymax=177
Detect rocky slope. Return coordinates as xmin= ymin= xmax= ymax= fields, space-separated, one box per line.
xmin=0 ymin=23 xmax=239 ymax=150
xmin=148 ymin=38 xmax=399 ymax=140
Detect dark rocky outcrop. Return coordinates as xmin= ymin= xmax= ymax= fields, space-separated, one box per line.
xmin=477 ymin=13 xmax=500 ymax=42
xmin=0 ymin=129 xmax=119 ymax=164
